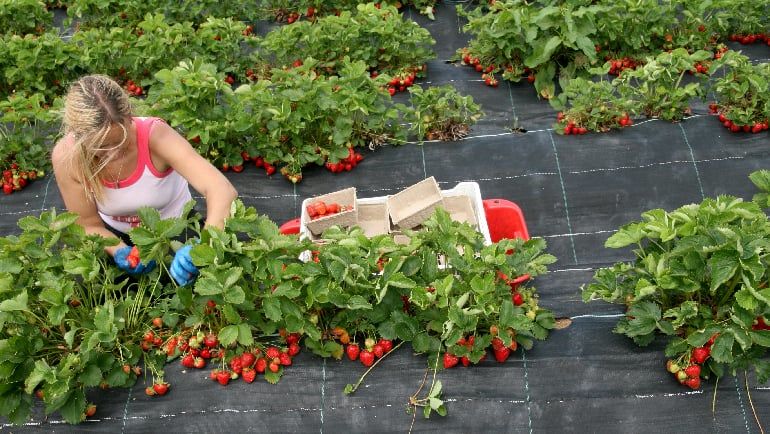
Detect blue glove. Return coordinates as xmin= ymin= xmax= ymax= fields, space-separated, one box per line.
xmin=170 ymin=244 xmax=198 ymax=286
xmin=114 ymin=245 xmax=156 ymax=275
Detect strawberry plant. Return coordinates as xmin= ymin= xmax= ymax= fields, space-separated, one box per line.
xmin=0 ymin=0 xmax=52 ymax=35
xmin=0 ymin=92 xmax=59 ymax=193
xmin=614 ymin=48 xmax=712 ymax=121
xmin=582 ymin=171 xmax=770 ymax=390
xmin=255 ymin=0 xmax=439 ymax=22
xmin=404 ymin=85 xmax=483 ymax=141
xmin=710 ymin=51 xmax=770 ymax=134
xmin=550 ymin=77 xmax=636 ymax=134
xmin=0 ymin=32 xmax=79 ymax=100
xmin=260 ymin=3 xmax=435 ymax=78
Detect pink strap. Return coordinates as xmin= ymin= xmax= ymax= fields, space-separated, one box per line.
xmin=136 ymin=117 xmax=173 ymax=178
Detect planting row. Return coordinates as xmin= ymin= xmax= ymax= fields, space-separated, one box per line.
xmin=456 ymin=0 xmax=769 ymax=99
xmin=0 ymin=202 xmax=556 ymax=424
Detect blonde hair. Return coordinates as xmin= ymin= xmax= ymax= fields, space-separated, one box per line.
xmin=61 ymin=74 xmax=134 ymax=202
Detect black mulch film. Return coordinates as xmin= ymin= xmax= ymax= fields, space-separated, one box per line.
xmin=3 ymin=3 xmax=770 ymax=433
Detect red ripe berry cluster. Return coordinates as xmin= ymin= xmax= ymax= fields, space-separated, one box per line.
xmin=442 ymin=335 xmax=491 ymax=369
xmin=689 ymin=61 xmax=710 ymax=75
xmin=496 ymin=270 xmax=531 ymax=307
xmin=2 ymin=163 xmax=42 ymax=195
xmin=224 ymin=74 xmax=235 ymax=85
xmin=459 ymin=49 xmax=505 ymax=87
xmin=729 ymin=33 xmax=770 ymax=46
xmin=286 ymin=12 xmax=300 ymax=24
xmin=242 ymin=24 xmax=254 ymax=36
xmin=666 ymin=335 xmax=715 ymax=390
xmin=123 ymin=79 xmax=143 ymax=96
xmin=325 ymin=147 xmax=363 ymax=173
xmin=713 ymin=45 xmax=729 ymax=59
xmin=562 ymin=121 xmax=588 ymax=135
xmin=385 ymin=66 xmax=423 ymax=95
xmin=209 ymin=333 xmax=301 ymax=386
xmin=717 ymin=111 xmax=769 ymax=134
xmin=307 ymin=200 xmax=349 ymax=220
xmin=345 ymin=337 xmax=394 ymax=367
xmin=228 ymin=151 xmax=276 ymax=176
xmin=607 ymin=57 xmax=640 ymax=76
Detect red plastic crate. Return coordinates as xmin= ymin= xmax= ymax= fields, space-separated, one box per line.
xmin=482 ymin=199 xmax=530 ymax=242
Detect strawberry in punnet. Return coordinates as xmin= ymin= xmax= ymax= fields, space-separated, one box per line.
xmin=346 ymin=344 xmax=360 ymax=361
xmin=216 ymin=370 xmax=231 ymax=386
xmin=152 ymin=382 xmax=169 ymax=396
xmin=691 ymin=346 xmax=710 ymax=364
xmin=359 ymin=350 xmax=375 ymax=367
xmin=242 ymin=367 xmax=256 ymax=383
xmin=256 ymin=357 xmax=267 ymax=373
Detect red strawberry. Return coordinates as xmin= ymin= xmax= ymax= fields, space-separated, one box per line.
xmin=85 ymin=404 xmax=97 ymax=417
xmin=209 ymin=369 xmax=219 ymax=381
xmin=491 ymin=337 xmax=505 ymax=350
xmin=684 ymin=365 xmax=701 ymax=378
xmin=288 ymin=343 xmax=301 ymax=356
xmin=279 ymin=352 xmax=292 ymax=366
xmin=255 ymin=357 xmax=267 ymax=373
xmin=2 ymin=184 xmax=12 ymax=195
xmin=443 ymin=353 xmax=459 ymax=368
xmin=378 ymin=339 xmax=393 ymax=353
xmin=512 ymin=292 xmax=524 ymax=306
xmin=691 ymin=347 xmax=710 ymax=364
xmin=193 ymin=357 xmax=206 ymax=369
xmin=346 ymin=344 xmax=360 ymax=361
xmin=265 ymin=164 xmax=276 ymax=176
xmin=145 ymin=386 xmax=156 ymax=396
xmin=268 ymin=361 xmax=280 ymax=373
xmin=493 ymin=347 xmax=511 ymax=363
xmin=203 ymin=333 xmax=218 ymax=348
xmin=216 ymin=370 xmax=231 ymax=385
xmin=229 ymin=357 xmax=243 ymax=374
xmin=200 ymin=348 xmax=212 ymax=359
xmin=286 ymin=333 xmax=300 ymax=345
xmin=242 ymin=367 xmax=256 ymax=383
xmin=232 ymin=164 xmax=244 ymax=173
xmin=181 ymin=353 xmax=195 ymax=368
xmin=241 ymin=352 xmax=256 ymax=368
xmin=359 ymin=350 xmax=375 ymax=367
xmin=266 ymin=347 xmax=280 ymax=359
xmin=684 ymin=376 xmax=701 ymax=389
xmin=461 ymin=356 xmax=470 ymax=367
xmin=372 ymin=343 xmax=385 ymax=358
xmin=152 ymin=382 xmax=169 ymax=396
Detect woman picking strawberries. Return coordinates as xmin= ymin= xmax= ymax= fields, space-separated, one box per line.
xmin=52 ymin=74 xmax=237 ymax=286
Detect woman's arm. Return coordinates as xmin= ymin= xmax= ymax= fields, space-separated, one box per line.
xmin=148 ymin=122 xmax=238 ymax=230
xmin=51 ymin=137 xmax=127 ymax=256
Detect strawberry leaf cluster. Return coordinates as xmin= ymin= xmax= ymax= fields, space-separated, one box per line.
xmin=582 ymin=171 xmax=770 ymax=388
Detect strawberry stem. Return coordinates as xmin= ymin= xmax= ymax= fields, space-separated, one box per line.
xmin=344 ymin=341 xmax=404 ymax=394
xmin=745 ymin=370 xmax=765 ymax=434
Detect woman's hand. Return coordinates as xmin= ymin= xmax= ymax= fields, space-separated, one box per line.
xmin=114 ymin=245 xmax=156 ymax=274
xmin=170 ymin=244 xmax=198 ymax=286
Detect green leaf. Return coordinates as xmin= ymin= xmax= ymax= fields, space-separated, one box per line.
xmin=24 ymin=360 xmax=51 ymax=395
xmin=755 ymin=360 xmax=770 ymax=384
xmin=751 ymin=330 xmax=770 ymax=347
xmin=58 ymin=389 xmax=86 ymax=424
xmin=194 ymin=276 xmax=224 ymax=296
xmin=262 ymin=298 xmax=282 ymax=322
xmin=524 ymin=36 xmax=561 ymax=68
xmin=264 ymin=368 xmax=282 ymax=384
xmin=237 ymin=323 xmax=254 ymax=346
xmin=710 ymin=333 xmax=734 ymax=364
xmin=223 ymin=285 xmax=246 ymax=305
xmin=345 ymin=295 xmax=372 ymax=310
xmin=0 ymin=258 xmax=22 ymax=274
xmin=79 ymin=364 xmax=102 ymax=387
xmin=222 ymin=305 xmax=241 ymax=324
xmin=708 ymin=250 xmax=738 ymax=292
xmin=735 ymin=289 xmax=758 ymax=311
xmin=0 ymin=292 xmax=27 ymax=312
xmin=218 ymin=325 xmax=239 ymax=347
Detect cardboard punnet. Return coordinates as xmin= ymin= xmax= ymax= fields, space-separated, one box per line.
xmin=356 ymin=201 xmax=390 ymax=237
xmin=387 ymin=176 xmax=443 ymax=229
xmin=301 ymin=187 xmax=358 ymax=235
xmin=440 ymin=195 xmax=477 ymax=227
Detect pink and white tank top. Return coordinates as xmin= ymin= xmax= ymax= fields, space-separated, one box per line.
xmin=97 ymin=117 xmax=192 ymax=234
